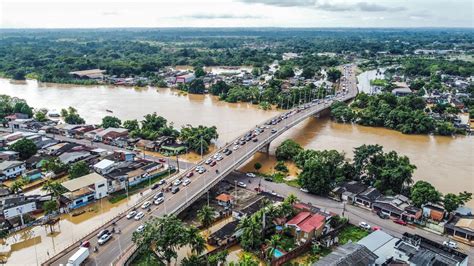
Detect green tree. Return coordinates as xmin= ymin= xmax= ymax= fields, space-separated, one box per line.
xmin=43 ymin=200 xmax=59 ymax=214
xmin=68 ymin=161 xmax=90 ymax=179
xmin=254 ymin=162 xmax=262 ymax=172
xmin=123 ymin=119 xmax=140 ymax=131
xmin=180 ymin=125 xmax=218 ymax=153
xmin=238 ymin=213 xmax=264 ymax=251
xmin=197 ymin=205 xmax=215 ymax=229
xmin=187 ymin=79 xmax=206 ymax=94
xmin=13 ymin=101 xmax=33 ymax=118
xmin=210 ymin=80 xmax=230 ymax=95
xmin=275 ymin=139 xmax=303 ymax=161
xmin=237 ymin=253 xmax=260 ymax=266
xmin=142 ymin=113 xmax=167 ymax=131
xmin=443 ymin=192 xmax=473 ymax=213
xmin=274 ymin=161 xmax=288 ymax=173
xmin=194 ymin=66 xmax=206 ymax=78
xmin=276 ymin=65 xmax=295 ymax=79
xmin=301 ymin=67 xmax=316 ymax=79
xmin=101 ymin=116 xmax=121 ymax=128
xmin=61 ymin=107 xmax=85 ymax=124
xmin=327 ymin=68 xmax=342 ymax=82
xmin=10 ymin=138 xmax=38 ymax=160
xmin=43 ymin=158 xmax=68 ymax=174
xmin=34 ymin=110 xmax=48 ymax=122
xmin=10 ymin=178 xmax=27 ymax=194
xmin=330 ymin=101 xmax=354 ymax=123
xmin=265 ymin=234 xmax=281 ymax=260
xmin=410 ymin=181 xmax=442 ymax=207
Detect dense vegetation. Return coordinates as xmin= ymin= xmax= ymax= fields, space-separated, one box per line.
xmin=0 ymin=95 xmax=33 ymax=125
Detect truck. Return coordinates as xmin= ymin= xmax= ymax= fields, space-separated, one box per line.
xmin=66 ymin=247 xmax=89 ymax=266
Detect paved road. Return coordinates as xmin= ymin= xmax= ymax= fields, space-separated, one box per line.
xmin=44 ymin=64 xmax=358 ymax=265
xmin=226 ymin=172 xmax=474 ymax=259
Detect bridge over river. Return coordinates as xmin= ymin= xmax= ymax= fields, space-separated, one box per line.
xmin=44 ymin=64 xmax=357 ymax=266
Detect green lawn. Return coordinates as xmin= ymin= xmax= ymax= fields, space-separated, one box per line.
xmin=337 ymin=225 xmax=370 ymax=245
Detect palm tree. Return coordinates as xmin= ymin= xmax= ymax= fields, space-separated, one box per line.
xmin=208 ymin=250 xmax=228 ymax=266
xmin=187 ymin=227 xmax=206 ymax=255
xmin=197 ymin=205 xmax=215 ymax=229
xmin=266 ymin=234 xmax=281 ymax=261
xmin=42 ymin=180 xmax=65 ymax=206
xmin=182 ymin=254 xmax=206 ymax=266
xmin=10 ymin=179 xmax=26 ymax=194
xmin=285 ymin=194 xmax=298 ymax=204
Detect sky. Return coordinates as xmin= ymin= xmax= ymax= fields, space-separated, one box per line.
xmin=0 ymin=0 xmax=473 ymax=28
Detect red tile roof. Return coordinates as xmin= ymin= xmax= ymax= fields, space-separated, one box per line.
xmin=286 ymin=212 xmax=311 ymax=225
xmin=216 ymin=193 xmax=233 ymax=202
xmin=286 ymin=212 xmax=326 ymax=233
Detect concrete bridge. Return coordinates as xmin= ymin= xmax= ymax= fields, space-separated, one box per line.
xmin=43 ymin=64 xmax=358 ymax=266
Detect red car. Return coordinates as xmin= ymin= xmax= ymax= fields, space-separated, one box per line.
xmin=158 ymin=158 xmax=166 ymax=163
xmin=210 ymin=161 xmax=217 ymax=167
xmin=80 ymin=240 xmax=90 ymax=248
xmin=372 ymin=226 xmax=381 ymax=231
xmin=393 ymin=219 xmax=407 ymax=226
xmin=186 ymin=172 xmax=194 ymax=178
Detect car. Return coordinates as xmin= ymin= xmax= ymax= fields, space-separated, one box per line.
xmin=216 ymin=155 xmax=223 ymax=161
xmin=126 ymin=211 xmax=137 ymax=219
xmin=173 ymin=179 xmax=182 ymax=186
xmin=237 ymin=181 xmax=247 ymax=188
xmin=233 ymin=145 xmax=240 ymax=150
xmin=134 ymin=212 xmax=145 ymax=220
xmin=264 ymin=177 xmax=273 ymax=182
xmin=377 ymin=211 xmax=389 ymax=219
xmin=443 ymin=240 xmax=458 ymax=249
xmin=271 ymin=129 xmax=277 ymax=134
xmin=358 ymin=222 xmax=371 ymax=230
xmin=136 ymin=225 xmax=145 ymax=233
xmin=205 ymin=158 xmax=213 ymax=164
xmin=80 ymin=240 xmax=90 ymax=248
xmin=239 ymin=140 xmax=246 ymax=145
xmin=171 ymin=186 xmax=180 ymax=194
xmin=210 ymin=161 xmax=217 ymax=167
xmin=158 ymin=158 xmax=166 ymax=163
xmin=153 ymin=192 xmax=164 ymax=200
xmin=224 ymin=150 xmax=233 ymax=156
xmin=151 ymin=183 xmax=160 ymax=190
xmin=98 ymin=233 xmax=112 ymax=245
xmin=197 ymin=168 xmax=206 ymax=174
xmin=252 ymin=138 xmax=258 ymax=142
xmin=213 ymin=153 xmax=221 ymax=159
xmin=158 ymin=179 xmax=166 ymax=185
xmin=97 ymin=229 xmax=110 ymax=238
xmin=141 ymin=201 xmax=151 ymax=209
xmin=186 ymin=172 xmax=194 ymax=178
xmin=393 ymin=219 xmax=407 ymax=226
xmin=182 ymin=178 xmax=191 ymax=186
xmin=246 ymin=173 xmax=256 ymax=178
xmin=299 ymin=188 xmax=309 ymax=193
xmin=372 ymin=226 xmax=381 ymax=231
xmin=154 ymin=197 xmax=164 ymax=205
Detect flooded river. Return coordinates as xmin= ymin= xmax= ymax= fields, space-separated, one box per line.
xmin=0 ymin=76 xmax=472 ymax=264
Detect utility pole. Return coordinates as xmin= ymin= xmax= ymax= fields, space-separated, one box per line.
xmin=200 ymin=136 xmax=203 ymax=160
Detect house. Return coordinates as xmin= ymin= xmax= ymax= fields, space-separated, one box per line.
xmin=4 ymin=113 xmax=29 ymax=122
xmin=422 ymin=203 xmax=446 ymax=222
xmin=216 ymin=193 xmax=234 ymax=207
xmin=84 ymin=128 xmax=104 ymax=140
xmin=0 ymin=151 xmax=19 ymax=161
xmin=402 ymin=205 xmax=423 ymax=224
xmin=159 ymin=143 xmax=187 ymax=155
xmin=313 ymin=242 xmax=377 ymax=266
xmin=331 ymin=181 xmax=368 ymax=203
xmin=23 ymin=169 xmax=43 ymax=182
xmin=372 ymin=194 xmax=412 ymax=219
xmin=207 ymin=220 xmax=239 ymax=246
xmin=0 ymin=195 xmax=39 ymax=224
xmin=392 ymin=87 xmax=412 ymax=96
xmin=357 ymin=230 xmax=399 ymax=265
xmin=58 ymin=151 xmax=91 ymax=165
xmin=73 ymin=125 xmax=95 ymax=139
xmin=445 ymin=216 xmax=474 ymax=246
xmin=93 ymin=159 xmax=116 ymax=175
xmin=94 ymin=128 xmax=128 ymax=144
xmin=0 ymin=161 xmax=26 ymax=181
xmin=113 ymin=150 xmax=136 ymax=162
xmin=61 ymin=173 xmax=108 ymax=209
xmin=354 ymin=187 xmax=382 ymax=209
xmin=286 ymin=211 xmax=326 ymax=243
xmin=392 ymin=233 xmax=468 ymax=265
xmin=175 ymin=73 xmax=195 ymax=84
xmin=69 ymin=69 xmax=106 ymax=79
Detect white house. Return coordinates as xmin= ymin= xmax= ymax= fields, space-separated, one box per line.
xmin=93 ymin=159 xmax=116 ymax=175
xmin=61 ymin=173 xmax=108 ymax=209
xmin=0 ymin=161 xmax=26 ymax=180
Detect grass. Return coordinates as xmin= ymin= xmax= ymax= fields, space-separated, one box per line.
xmin=285 ymin=179 xmax=300 ymax=188
xmin=108 ymin=169 xmax=176 ymax=204
xmin=337 ymin=225 xmax=370 ymax=245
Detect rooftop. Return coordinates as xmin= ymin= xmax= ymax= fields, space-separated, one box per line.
xmin=216 ymin=193 xmax=234 ymax=202
xmin=0 ymin=161 xmax=24 ymax=171
xmin=61 ymin=173 xmax=106 ymax=192
xmin=313 ymin=242 xmax=377 ymax=266
xmin=94 ymin=159 xmax=115 ymax=170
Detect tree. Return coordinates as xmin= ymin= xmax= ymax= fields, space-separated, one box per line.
xmin=274 ymin=161 xmax=288 ymax=173
xmin=68 ymin=161 xmax=90 ymax=179
xmin=187 ymin=79 xmax=206 ymax=94
xmin=210 ymin=80 xmax=230 ymax=95
xmin=123 ymin=119 xmax=140 ymax=131
xmin=237 ymin=253 xmax=259 ymax=266
xmin=187 ymin=226 xmax=206 ymax=255
xmin=13 ymin=101 xmax=33 ymax=117
xmin=141 ymin=113 xmax=167 ymax=131
xmin=41 ymin=180 xmax=66 ymax=204
xmin=254 ymin=162 xmax=262 ymax=172
xmin=61 ymin=107 xmax=85 ymax=124
xmin=301 ymin=67 xmax=316 ymax=79
xmin=180 ymin=125 xmax=219 ymax=153
xmin=276 ymin=65 xmax=294 ymax=79
xmin=43 ymin=158 xmax=68 ymax=174
xmin=353 ymin=144 xmax=384 ymax=179
xmin=327 ymin=68 xmax=342 ymax=82
xmin=265 ymin=235 xmax=281 ymax=260
xmin=197 ymin=205 xmax=215 ymax=229
xmin=10 ymin=138 xmax=37 ymax=160
xmin=43 ymin=200 xmax=59 ymax=214
xmin=410 ymin=181 xmax=442 ymax=207
xmin=443 ymin=192 xmax=473 ymax=213
xmin=238 ymin=213 xmax=264 ymax=251
xmin=275 ymin=139 xmax=303 ymax=161
xmin=330 ymin=101 xmax=354 ymax=123
xmin=10 ymin=178 xmax=27 ymax=194
xmin=194 ymin=66 xmax=206 ymax=78
xmin=101 ymin=116 xmax=121 ymax=128
xmin=34 ymin=110 xmax=48 ymax=122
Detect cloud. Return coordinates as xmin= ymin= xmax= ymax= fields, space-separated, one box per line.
xmin=183 ymin=13 xmax=265 ymax=19
xmin=236 ymin=0 xmax=406 ymax=12
xmin=101 ymin=11 xmax=119 ymax=16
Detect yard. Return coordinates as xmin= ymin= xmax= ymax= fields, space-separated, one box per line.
xmin=337 ymin=225 xmax=370 ymax=245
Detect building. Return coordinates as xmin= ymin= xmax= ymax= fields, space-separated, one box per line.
xmin=93 ymin=159 xmax=116 ymax=175
xmin=0 ymin=161 xmax=26 ymax=181
xmin=357 ymin=230 xmax=399 ymax=265
xmin=61 ymin=173 xmax=108 ymax=209
xmin=331 ymin=181 xmax=368 ymax=203
xmin=372 ymin=194 xmax=412 ymax=219
xmin=216 ymin=193 xmax=234 ymax=207
xmin=445 ymin=216 xmax=474 ymax=246
xmin=422 ymin=203 xmax=446 ymax=222
xmin=69 ymin=69 xmax=106 ymax=79
xmin=175 ymin=73 xmax=195 ymax=84
xmin=94 ymin=128 xmax=128 ymax=144
xmin=313 ymin=242 xmax=377 ymax=266
xmin=0 ymin=151 xmax=19 ymax=161
xmin=285 ymin=211 xmax=326 ymax=243
xmin=354 ymin=187 xmax=382 ymax=209
xmin=392 ymin=87 xmax=412 ymax=96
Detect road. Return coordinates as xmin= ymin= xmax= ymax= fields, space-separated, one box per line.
xmin=44 ymin=64 xmax=358 ymax=265
xmin=225 ymin=172 xmax=474 ymax=258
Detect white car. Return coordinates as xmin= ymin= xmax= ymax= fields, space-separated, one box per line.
xmin=174 ymin=179 xmax=182 ymax=186
xmin=213 ymin=153 xmax=221 ymax=159
xmin=300 ymin=188 xmax=309 ymax=193
xmin=141 ymin=201 xmax=151 ymax=209
xmin=136 ymin=225 xmax=145 ymax=233
xmin=359 ymin=221 xmax=371 ymax=230
xmin=205 ymin=158 xmax=213 ymax=164
xmin=98 ymin=233 xmax=112 ymax=245
xmin=134 ymin=212 xmax=145 ymax=220
xmin=233 ymin=145 xmax=240 ymax=150
xmin=443 ymin=240 xmax=458 ymax=249
xmin=154 ymin=197 xmax=164 ymax=205
xmin=237 ymin=181 xmax=247 ymax=188
xmin=216 ymin=155 xmax=224 ymax=161
xmin=126 ymin=211 xmax=137 ymax=219
xmin=246 ymin=173 xmax=256 ymax=178
xmin=182 ymin=178 xmax=191 ymax=186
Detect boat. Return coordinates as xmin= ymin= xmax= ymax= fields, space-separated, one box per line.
xmin=71 ymin=210 xmax=86 ymax=217
xmin=106 ymin=109 xmax=113 ymax=113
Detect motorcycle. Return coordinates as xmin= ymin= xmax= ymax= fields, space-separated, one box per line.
xmin=94 ymin=246 xmax=98 ymax=253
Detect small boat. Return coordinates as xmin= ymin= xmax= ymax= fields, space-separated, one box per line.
xmin=72 ymin=210 xmax=86 ymax=217
xmin=106 ymin=109 xmax=113 ymax=113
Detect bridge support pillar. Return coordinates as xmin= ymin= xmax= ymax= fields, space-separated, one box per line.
xmin=259 ymin=143 xmax=270 ymax=154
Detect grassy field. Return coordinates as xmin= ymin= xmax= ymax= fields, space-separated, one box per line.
xmin=337 ymin=225 xmax=370 ymax=245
